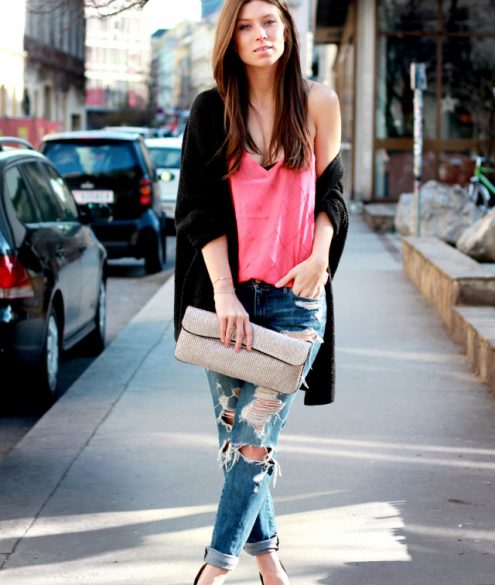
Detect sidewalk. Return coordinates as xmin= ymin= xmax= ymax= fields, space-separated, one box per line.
xmin=1 ymin=215 xmax=494 ymax=585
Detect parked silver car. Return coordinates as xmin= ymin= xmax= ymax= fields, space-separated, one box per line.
xmin=144 ymin=136 xmax=182 ymax=235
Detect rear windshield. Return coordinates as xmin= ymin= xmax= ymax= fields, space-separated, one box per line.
xmin=147 ymin=147 xmax=181 ymax=169
xmin=43 ymin=141 xmax=140 ymax=180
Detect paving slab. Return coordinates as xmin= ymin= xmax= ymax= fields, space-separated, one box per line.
xmin=1 ymin=215 xmax=494 ymax=585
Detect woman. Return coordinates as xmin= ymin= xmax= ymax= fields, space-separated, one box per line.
xmin=174 ymin=1 xmax=348 ymax=583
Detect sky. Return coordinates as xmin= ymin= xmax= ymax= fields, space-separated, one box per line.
xmin=142 ymin=0 xmax=202 ymax=34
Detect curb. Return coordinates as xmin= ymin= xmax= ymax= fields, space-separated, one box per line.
xmin=0 ymin=276 xmax=175 ymax=566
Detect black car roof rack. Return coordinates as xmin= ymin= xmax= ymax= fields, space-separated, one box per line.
xmin=0 ymin=137 xmax=35 ymax=151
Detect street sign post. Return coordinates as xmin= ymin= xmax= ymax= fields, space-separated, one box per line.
xmin=411 ymin=62 xmax=427 ymax=236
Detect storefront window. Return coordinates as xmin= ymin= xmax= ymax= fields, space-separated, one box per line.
xmin=442 ymin=37 xmax=495 ymax=147
xmin=378 ymin=0 xmax=438 ymax=32
xmin=376 ymin=35 xmax=436 ymax=139
xmin=375 ymin=149 xmax=437 ymax=199
xmin=373 ymin=0 xmax=495 ymax=199
xmin=443 ymin=0 xmax=495 ymax=33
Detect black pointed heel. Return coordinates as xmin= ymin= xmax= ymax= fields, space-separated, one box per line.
xmin=194 ymin=563 xmax=207 ymax=585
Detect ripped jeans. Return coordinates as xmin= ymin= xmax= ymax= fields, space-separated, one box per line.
xmin=204 ymin=280 xmax=327 ymax=570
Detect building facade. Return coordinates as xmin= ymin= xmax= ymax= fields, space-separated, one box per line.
xmin=315 ymin=0 xmax=495 ymax=202
xmin=190 ymin=22 xmax=216 ymax=99
xmin=85 ymin=5 xmax=151 ymax=127
xmin=0 ymin=0 xmax=86 ymax=145
xmin=151 ymin=20 xmax=216 ymax=116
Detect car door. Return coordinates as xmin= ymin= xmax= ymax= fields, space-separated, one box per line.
xmin=20 ymin=160 xmax=84 ymax=338
xmin=44 ymin=163 xmax=101 ymax=329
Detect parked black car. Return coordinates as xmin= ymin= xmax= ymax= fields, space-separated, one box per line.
xmin=40 ymin=131 xmax=167 ymax=274
xmin=0 ymin=138 xmax=107 ymax=402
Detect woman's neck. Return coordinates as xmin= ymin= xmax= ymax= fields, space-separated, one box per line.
xmin=245 ymin=67 xmax=277 ymax=107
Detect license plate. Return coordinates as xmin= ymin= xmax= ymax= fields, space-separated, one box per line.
xmin=72 ymin=190 xmax=114 ymax=204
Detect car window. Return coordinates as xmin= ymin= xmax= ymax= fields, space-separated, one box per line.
xmin=21 ymin=162 xmax=64 ymax=222
xmin=4 ymin=166 xmax=40 ymax=224
xmin=147 ymin=147 xmax=181 ymax=169
xmin=43 ymin=141 xmax=141 ymax=180
xmin=139 ymin=142 xmax=155 ymax=176
xmin=44 ymin=164 xmax=79 ymax=221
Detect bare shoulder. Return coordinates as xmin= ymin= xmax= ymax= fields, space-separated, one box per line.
xmin=306 ymin=81 xmax=341 ymax=175
xmin=307 ymin=80 xmax=340 ymax=117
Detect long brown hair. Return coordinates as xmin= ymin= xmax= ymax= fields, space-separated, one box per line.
xmin=212 ymin=0 xmax=312 ymax=175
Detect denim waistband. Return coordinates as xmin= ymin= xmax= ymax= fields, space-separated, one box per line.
xmin=238 ymin=279 xmax=281 ymax=290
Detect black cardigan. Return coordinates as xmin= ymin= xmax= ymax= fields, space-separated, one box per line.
xmin=174 ymin=87 xmax=348 ymax=406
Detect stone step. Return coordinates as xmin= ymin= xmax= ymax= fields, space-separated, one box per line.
xmin=363 ymin=203 xmax=397 ymax=233
xmin=402 ymin=236 xmax=495 ymax=394
xmin=403 ymin=237 xmax=495 ymax=340
xmin=454 ymin=306 xmax=495 ymax=393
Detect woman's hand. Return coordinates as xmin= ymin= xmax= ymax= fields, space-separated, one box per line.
xmin=275 ymin=256 xmax=328 ymax=299
xmin=214 ymin=289 xmax=253 ymax=352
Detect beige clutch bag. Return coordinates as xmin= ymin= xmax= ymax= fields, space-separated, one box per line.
xmin=175 ymin=306 xmax=311 ymax=394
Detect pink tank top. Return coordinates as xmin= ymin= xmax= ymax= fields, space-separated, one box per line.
xmin=229 ymin=151 xmax=316 ymax=286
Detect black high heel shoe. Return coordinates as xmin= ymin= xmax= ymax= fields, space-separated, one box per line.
xmin=259 ymin=560 xmax=287 ymax=584
xmin=194 ymin=563 xmax=207 ymax=585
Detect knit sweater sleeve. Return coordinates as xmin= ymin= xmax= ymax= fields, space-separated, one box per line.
xmin=175 ymin=90 xmax=228 ymax=250
xmin=315 ymin=152 xmax=349 ymax=277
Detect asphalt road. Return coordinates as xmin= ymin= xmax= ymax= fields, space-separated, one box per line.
xmin=0 ymin=237 xmax=176 ymax=463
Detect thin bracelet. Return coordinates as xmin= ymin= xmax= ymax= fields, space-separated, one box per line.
xmin=213 ymin=276 xmax=233 ymax=287
xmin=213 ymin=290 xmax=236 ymax=295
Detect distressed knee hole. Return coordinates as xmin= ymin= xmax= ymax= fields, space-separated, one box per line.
xmin=239 ymin=445 xmax=268 ymax=461
xmin=221 ymin=409 xmax=235 ymax=427
xmin=216 ymin=387 xmax=240 ymax=431
xmin=220 ymin=443 xmax=282 ymax=486
xmin=240 ymin=387 xmax=284 ymax=438
xmin=281 ymin=329 xmax=323 ymax=343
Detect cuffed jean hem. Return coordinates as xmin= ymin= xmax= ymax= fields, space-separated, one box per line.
xmin=244 ymin=535 xmax=279 ymax=556
xmin=204 ymin=546 xmax=239 ymax=571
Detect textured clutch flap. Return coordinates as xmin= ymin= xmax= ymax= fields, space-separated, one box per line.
xmin=175 ymin=306 xmax=311 ymax=393
xmin=180 ymin=306 xmax=309 ymax=366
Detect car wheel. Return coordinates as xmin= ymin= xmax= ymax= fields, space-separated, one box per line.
xmin=144 ymin=232 xmax=164 ymax=274
xmin=86 ymin=280 xmax=106 ymax=355
xmin=38 ymin=307 xmax=60 ymax=402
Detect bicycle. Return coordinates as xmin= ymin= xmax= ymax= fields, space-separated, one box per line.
xmin=468 ymin=156 xmax=495 ymax=213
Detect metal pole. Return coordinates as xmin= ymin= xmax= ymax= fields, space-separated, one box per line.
xmin=411 ymin=63 xmax=426 ymax=236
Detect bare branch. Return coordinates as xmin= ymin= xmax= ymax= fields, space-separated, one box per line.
xmin=27 ymin=0 xmax=151 ymax=17
xmin=85 ymin=0 xmax=150 ymax=17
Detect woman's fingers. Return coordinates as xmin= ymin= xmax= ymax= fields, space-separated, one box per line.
xmin=214 ymin=293 xmax=253 ymax=351
xmin=275 ymin=268 xmax=295 ymax=288
xmin=219 ymin=316 xmax=252 ymax=351
xmin=244 ymin=320 xmax=253 ymax=351
xmin=293 ymin=284 xmax=322 ymax=298
xmin=233 ymin=316 xmax=249 ymax=352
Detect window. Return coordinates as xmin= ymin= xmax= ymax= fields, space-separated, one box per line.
xmin=376 ymin=35 xmax=436 ymax=139
xmin=378 ymin=0 xmax=438 ymax=32
xmin=443 ymin=0 xmax=495 ymax=33
xmin=43 ymin=141 xmax=140 ymax=181
xmin=43 ymin=86 xmax=52 ymax=120
xmin=44 ymin=165 xmax=79 ymax=222
xmin=148 ymin=147 xmax=181 ymax=169
xmin=442 ymin=36 xmax=495 ymax=140
xmin=375 ymin=0 xmax=495 ymax=199
xmin=4 ymin=166 xmax=39 ymax=224
xmin=21 ymin=162 xmax=63 ymax=222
